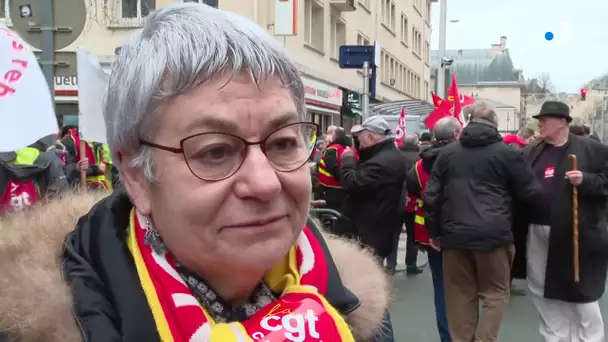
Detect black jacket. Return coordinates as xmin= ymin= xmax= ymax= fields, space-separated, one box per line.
xmin=61 ymin=190 xmax=362 ymax=340
xmin=512 ymin=135 xmax=608 ymax=302
xmin=423 ymin=122 xmax=540 ymax=251
xmin=406 ymin=140 xmax=453 ymax=199
xmin=339 ymin=139 xmax=406 ymax=258
xmin=398 ymin=141 xmax=419 ymax=170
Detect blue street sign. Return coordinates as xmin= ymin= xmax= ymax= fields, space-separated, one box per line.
xmin=339 ymin=45 xmax=375 ymax=69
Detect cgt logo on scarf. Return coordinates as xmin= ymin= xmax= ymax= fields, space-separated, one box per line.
xmin=215 ymin=291 xmax=344 ymax=341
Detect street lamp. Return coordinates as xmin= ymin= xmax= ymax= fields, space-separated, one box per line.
xmin=436 ymin=0 xmax=448 ymax=98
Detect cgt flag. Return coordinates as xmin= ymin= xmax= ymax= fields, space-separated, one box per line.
xmin=394 ymin=106 xmax=407 ymax=146
xmin=0 ymin=24 xmax=58 ymax=152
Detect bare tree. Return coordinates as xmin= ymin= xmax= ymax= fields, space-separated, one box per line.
xmin=538 ymin=73 xmax=555 ymax=93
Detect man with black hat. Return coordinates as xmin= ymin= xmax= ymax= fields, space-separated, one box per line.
xmin=513 ymin=100 xmax=608 ymax=341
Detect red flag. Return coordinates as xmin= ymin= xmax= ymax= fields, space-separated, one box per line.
xmin=431 ymin=92 xmax=444 ymax=108
xmin=461 ymin=94 xmax=475 ymax=107
xmin=424 ymin=99 xmax=452 ymax=130
xmin=447 ymin=74 xmax=464 ymax=126
xmin=394 ymin=107 xmax=407 ymax=146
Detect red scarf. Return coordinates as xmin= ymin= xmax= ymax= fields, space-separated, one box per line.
xmin=127 ymin=210 xmax=354 ymax=341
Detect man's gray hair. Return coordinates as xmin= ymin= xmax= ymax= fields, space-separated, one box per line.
xmin=463 ymin=103 xmax=498 ymax=127
xmin=433 ymin=116 xmax=461 ymax=141
xmin=104 ymin=3 xmax=304 ymax=181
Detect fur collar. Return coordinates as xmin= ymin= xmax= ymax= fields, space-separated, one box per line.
xmin=0 ymin=191 xmax=389 ymax=341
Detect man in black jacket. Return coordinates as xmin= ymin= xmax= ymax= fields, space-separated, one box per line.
xmin=513 ymin=101 xmax=608 ymax=341
xmin=340 ymin=116 xmax=407 ymax=260
xmin=339 ymin=116 xmax=406 ymax=342
xmin=424 ymin=103 xmax=540 ymax=342
xmin=385 ymin=136 xmax=422 ymax=275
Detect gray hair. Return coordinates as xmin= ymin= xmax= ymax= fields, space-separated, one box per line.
xmin=433 ymin=116 xmax=461 ymax=141
xmin=464 ymin=103 xmax=498 ymax=127
xmin=104 ymin=3 xmax=305 ymax=182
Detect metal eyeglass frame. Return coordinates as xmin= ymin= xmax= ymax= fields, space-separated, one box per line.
xmin=139 ymin=122 xmax=320 ymax=181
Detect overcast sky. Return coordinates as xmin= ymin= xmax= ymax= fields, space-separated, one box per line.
xmin=430 ymin=0 xmax=608 ymax=93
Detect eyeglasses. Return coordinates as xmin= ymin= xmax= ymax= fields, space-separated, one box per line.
xmin=140 ymin=122 xmax=320 ymax=181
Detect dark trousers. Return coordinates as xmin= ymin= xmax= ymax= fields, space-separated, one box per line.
xmin=372 ymin=311 xmax=395 ymax=342
xmin=427 ymin=247 xmax=451 ymax=342
xmin=386 ymin=212 xmax=418 ymax=269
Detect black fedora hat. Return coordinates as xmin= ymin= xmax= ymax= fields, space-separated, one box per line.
xmin=532 ymin=101 xmax=572 ymax=123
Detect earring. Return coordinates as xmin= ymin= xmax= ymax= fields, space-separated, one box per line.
xmin=143 ymin=217 xmax=166 ymax=255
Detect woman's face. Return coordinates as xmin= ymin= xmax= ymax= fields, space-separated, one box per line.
xmin=123 ymin=73 xmax=311 ymax=279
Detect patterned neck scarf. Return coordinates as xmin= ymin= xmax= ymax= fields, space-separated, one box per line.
xmin=176 ymin=264 xmax=278 ymax=323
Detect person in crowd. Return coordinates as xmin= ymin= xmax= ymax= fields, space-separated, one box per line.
xmin=503 ymin=132 xmax=528 ymax=149
xmin=407 ymin=116 xmax=461 ymax=342
xmin=49 ymin=126 xmax=109 ymax=190
xmin=583 ymin=125 xmax=591 ymax=136
xmin=420 ymin=131 xmax=433 ymax=150
xmin=316 ymin=127 xmax=351 ymax=218
xmin=339 ymin=116 xmax=406 ymax=340
xmin=0 ymin=141 xmax=69 ymax=215
xmin=324 ymin=125 xmax=338 ymax=146
xmin=518 ymin=127 xmax=536 ymax=143
xmin=385 ymin=135 xmax=422 ymax=275
xmin=0 ymin=4 xmax=390 ymax=341
xmin=569 ymin=124 xmax=586 ymax=136
xmin=513 ymin=101 xmax=608 ymax=341
xmin=424 ymin=102 xmax=540 ymax=342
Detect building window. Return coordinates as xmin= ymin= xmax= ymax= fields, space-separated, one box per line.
xmin=119 ymin=0 xmax=156 ymax=19
xmin=183 ymin=0 xmax=218 ymax=7
xmin=381 ymin=0 xmax=395 ymax=32
xmin=0 ymin=0 xmax=10 ymax=23
xmin=357 ymin=32 xmax=370 ymax=46
xmin=330 ymin=10 xmax=346 ymax=59
xmin=411 ymin=27 xmax=422 ymax=57
xmin=424 ymin=81 xmax=429 ymax=100
xmin=304 ymin=0 xmax=324 ymax=52
xmin=424 ymin=40 xmax=430 ymax=64
xmin=400 ymin=13 xmax=408 ymax=45
xmin=426 ymin=0 xmax=431 ymax=22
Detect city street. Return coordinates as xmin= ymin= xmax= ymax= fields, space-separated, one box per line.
xmin=388 ymin=235 xmax=608 ymax=341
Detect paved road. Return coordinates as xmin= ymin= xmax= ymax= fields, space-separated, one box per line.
xmin=388 ymin=234 xmax=608 ymax=341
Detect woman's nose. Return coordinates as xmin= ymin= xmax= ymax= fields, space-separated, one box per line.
xmin=233 ymin=146 xmax=281 ymax=201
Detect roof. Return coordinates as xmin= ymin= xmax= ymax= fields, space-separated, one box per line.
xmin=370 ymin=99 xmax=435 ymax=117
xmin=431 ymin=48 xmax=523 ymax=86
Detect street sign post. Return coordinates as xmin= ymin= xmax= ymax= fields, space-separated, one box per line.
xmin=10 ymin=0 xmax=87 ymax=104
xmin=339 ymin=41 xmax=381 ymax=120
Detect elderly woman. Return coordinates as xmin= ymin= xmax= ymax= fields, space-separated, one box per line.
xmin=0 ymin=3 xmax=390 ymax=342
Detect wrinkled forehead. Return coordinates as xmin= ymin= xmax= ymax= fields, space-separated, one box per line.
xmin=162 ymin=73 xmax=299 ymax=139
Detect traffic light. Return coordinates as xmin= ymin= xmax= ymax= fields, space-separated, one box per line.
xmin=581 ymin=88 xmax=587 ymax=101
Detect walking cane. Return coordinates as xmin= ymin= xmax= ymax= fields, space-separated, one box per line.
xmin=567 ymin=154 xmax=580 ymax=283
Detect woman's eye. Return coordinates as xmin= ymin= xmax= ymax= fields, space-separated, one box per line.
xmin=267 ymin=137 xmax=298 ymax=152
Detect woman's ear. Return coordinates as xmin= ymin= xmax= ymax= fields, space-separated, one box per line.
xmin=118 ymin=152 xmax=152 ymax=216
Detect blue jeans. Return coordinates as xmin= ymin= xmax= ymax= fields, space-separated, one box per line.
xmin=427 ymin=247 xmax=451 ymax=342
xmin=372 ymin=311 xmax=395 ymax=342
